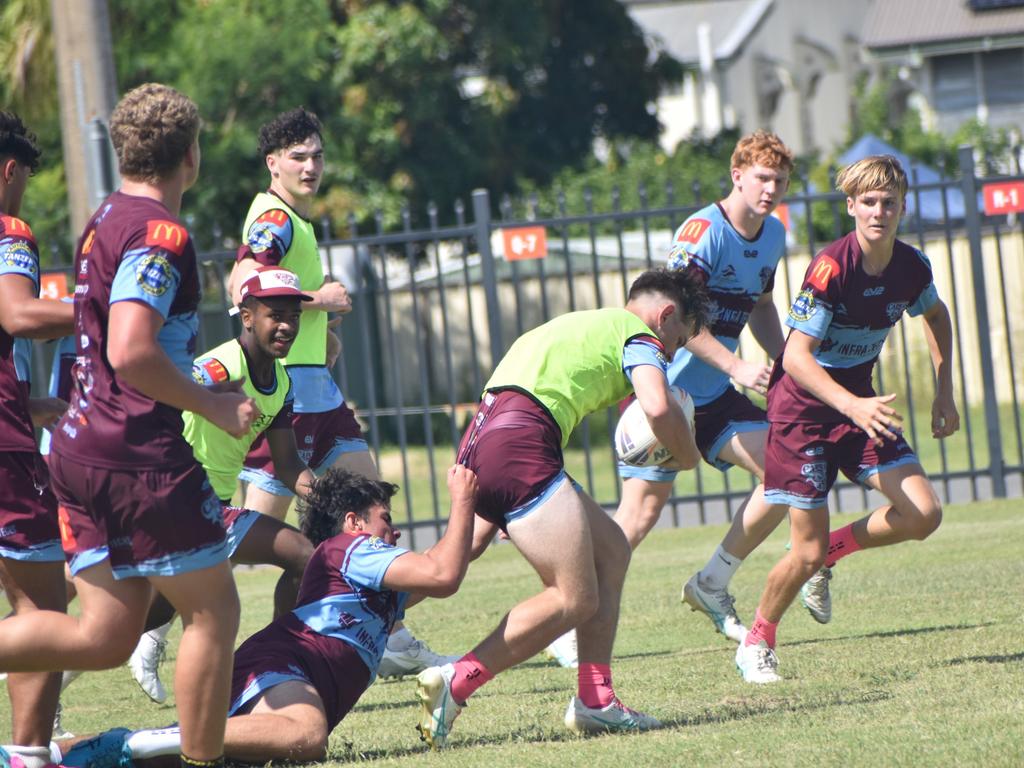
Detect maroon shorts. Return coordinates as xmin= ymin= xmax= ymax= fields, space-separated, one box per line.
xmin=229 ymin=613 xmax=371 ymax=733
xmin=693 ymin=387 xmax=769 ymax=471
xmin=0 ymin=451 xmax=62 ymax=562
xmin=763 ymin=421 xmax=919 ymax=510
xmin=242 ymin=402 xmax=365 ymax=477
xmin=457 ymin=390 xmax=568 ymax=532
xmin=48 ymin=452 xmax=229 ymax=579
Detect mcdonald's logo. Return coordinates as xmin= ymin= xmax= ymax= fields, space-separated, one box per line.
xmin=676 ymin=218 xmax=710 ymax=246
xmin=145 ymin=219 xmax=188 ymax=255
xmin=257 ymin=209 xmax=290 ymax=226
xmin=57 ymin=504 xmax=77 ymax=551
xmin=0 ymin=215 xmax=35 ymax=242
xmin=808 ymin=255 xmax=838 ymax=291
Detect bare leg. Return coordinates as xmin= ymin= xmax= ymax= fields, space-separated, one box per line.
xmin=850 ymin=463 xmax=942 ymax=549
xmin=0 ymin=559 xmax=66 ymax=745
xmin=612 ymin=479 xmax=673 ymax=550
xmin=756 ymin=505 xmax=830 ymax=623
xmin=230 ymin=515 xmax=313 ymax=617
xmin=151 ymin=561 xmax=239 ymax=761
xmin=471 ymin=478 xmax=609 ymax=673
xmin=239 ymin=484 xmax=292 ymax=522
xmin=223 ymin=681 xmax=329 ymax=762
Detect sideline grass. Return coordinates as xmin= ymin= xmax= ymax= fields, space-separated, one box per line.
xmin=4 ymin=499 xmax=1022 ymax=767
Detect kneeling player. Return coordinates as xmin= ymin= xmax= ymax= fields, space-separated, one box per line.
xmin=55 ymin=464 xmax=477 ymax=766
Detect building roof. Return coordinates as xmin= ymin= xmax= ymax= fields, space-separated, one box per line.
xmin=625 ymin=0 xmax=774 ymax=64
xmin=862 ymin=0 xmax=1024 ymax=52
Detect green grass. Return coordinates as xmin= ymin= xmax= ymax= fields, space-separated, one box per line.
xmin=370 ymin=401 xmax=1024 ymax=526
xmin=11 ymin=498 xmax=1023 ymax=767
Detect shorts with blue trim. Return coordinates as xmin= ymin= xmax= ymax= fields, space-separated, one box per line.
xmin=0 ymin=450 xmax=64 ymax=562
xmin=49 ymin=452 xmax=230 ymax=579
xmin=763 ymin=420 xmax=919 ymax=510
xmin=241 ymin=401 xmax=367 ymax=497
xmin=617 ymin=386 xmax=768 ymax=482
xmin=456 ymin=389 xmax=576 ymax=533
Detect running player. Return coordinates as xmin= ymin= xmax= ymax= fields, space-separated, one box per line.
xmin=0 ymin=84 xmax=258 ymax=768
xmin=735 ymin=154 xmax=958 ymax=683
xmin=415 ymin=269 xmax=707 ymax=748
xmin=54 ymin=464 xmax=477 ymax=766
xmin=0 ymin=110 xmax=75 ymax=768
xmin=228 ymin=107 xmax=453 ymax=678
xmin=613 ymin=130 xmax=794 ymax=644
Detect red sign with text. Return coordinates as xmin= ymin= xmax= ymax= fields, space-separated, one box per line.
xmin=983 ymin=181 xmax=1024 ymax=215
xmin=40 ymin=272 xmax=69 ymax=300
xmin=502 ymin=226 xmax=547 ymax=260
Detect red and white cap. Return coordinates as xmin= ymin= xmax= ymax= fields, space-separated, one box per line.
xmin=238 ymin=265 xmax=313 ymax=302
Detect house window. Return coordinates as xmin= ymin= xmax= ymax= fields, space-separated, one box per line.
xmin=982 ymin=48 xmax=1024 ymax=105
xmin=932 ymin=53 xmax=978 ymax=111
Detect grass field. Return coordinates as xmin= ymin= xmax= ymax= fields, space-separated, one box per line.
xmin=9 ymin=497 xmax=1022 ymax=767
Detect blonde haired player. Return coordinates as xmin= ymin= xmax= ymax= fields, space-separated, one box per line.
xmin=736 ymin=154 xmax=958 ymax=683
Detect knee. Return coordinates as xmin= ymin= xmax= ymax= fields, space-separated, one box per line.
xmin=789 ymin=541 xmax=827 ymax=578
xmin=562 ymin=583 xmax=600 ymax=627
xmin=906 ymin=499 xmax=943 ymax=540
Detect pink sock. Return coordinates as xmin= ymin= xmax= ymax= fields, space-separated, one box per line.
xmin=449 ymin=652 xmax=494 ymax=703
xmin=745 ymin=609 xmax=778 ymax=649
xmin=825 ymin=524 xmax=862 ymax=568
xmin=577 ymin=662 xmax=615 ymax=709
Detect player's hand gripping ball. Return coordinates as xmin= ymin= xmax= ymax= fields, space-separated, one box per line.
xmin=615 ymin=386 xmax=695 ymax=467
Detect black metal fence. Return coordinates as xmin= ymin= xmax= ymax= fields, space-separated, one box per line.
xmin=32 ymin=146 xmax=1024 ymax=548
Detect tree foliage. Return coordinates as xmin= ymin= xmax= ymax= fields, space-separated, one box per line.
xmin=5 ymin=0 xmax=681 ymax=258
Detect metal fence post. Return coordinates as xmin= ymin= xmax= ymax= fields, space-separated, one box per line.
xmin=472 ymin=189 xmax=505 ymax=368
xmin=958 ymin=145 xmax=1007 ymax=498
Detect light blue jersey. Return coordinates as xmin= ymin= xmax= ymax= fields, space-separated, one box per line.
xmin=666 ymin=202 xmax=785 ymax=405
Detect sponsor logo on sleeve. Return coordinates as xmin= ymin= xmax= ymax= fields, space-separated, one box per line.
xmin=676 ymin=218 xmax=711 ymax=246
xmin=366 ymin=535 xmax=392 ymax=551
xmin=248 ymin=210 xmax=290 ymax=254
xmin=195 ymin=357 xmax=229 ymax=385
xmin=807 ymin=255 xmax=839 ymax=292
xmin=81 ymin=229 xmax=96 ymax=255
xmin=0 ymin=215 xmax=35 ymax=242
xmin=0 ymin=240 xmax=38 ymax=274
xmin=144 ymin=220 xmax=188 ymax=256
xmin=788 ymin=289 xmax=817 ymax=322
xmin=136 ymin=253 xmax=174 ymax=296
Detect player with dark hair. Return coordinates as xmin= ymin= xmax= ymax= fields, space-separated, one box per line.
xmin=0 ymin=110 xmax=75 ymax=768
xmin=415 ymin=268 xmax=707 ymax=747
xmin=611 ymin=130 xmax=794 ymax=648
xmin=0 ymin=84 xmax=259 ymax=768
xmin=226 ymin=106 xmax=455 ymax=680
xmin=735 ymin=154 xmax=958 ymax=683
xmin=54 ymin=464 xmax=478 ymax=766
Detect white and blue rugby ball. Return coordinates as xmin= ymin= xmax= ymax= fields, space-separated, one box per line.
xmin=614 ymin=386 xmax=695 ymax=467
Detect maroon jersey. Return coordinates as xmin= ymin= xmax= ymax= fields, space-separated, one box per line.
xmin=767 ymin=232 xmax=938 ymax=424
xmin=51 ymin=192 xmax=202 ymax=469
xmin=0 ymin=214 xmax=41 ymax=452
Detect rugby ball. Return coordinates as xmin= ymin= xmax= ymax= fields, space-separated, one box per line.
xmin=615 ymin=386 xmax=695 ymax=467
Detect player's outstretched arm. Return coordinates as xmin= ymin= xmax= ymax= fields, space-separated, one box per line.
xmin=747 ymin=290 xmax=785 ymax=361
xmin=380 ymin=465 xmax=478 ymax=598
xmin=108 ymin=300 xmax=260 ymax=437
xmin=684 ymin=320 xmax=771 ymax=395
xmin=783 ymin=329 xmax=903 ymax=446
xmin=0 ymin=274 xmax=74 ymax=339
xmin=632 ymin=363 xmax=700 ymax=469
xmin=921 ymin=299 xmax=959 ymax=438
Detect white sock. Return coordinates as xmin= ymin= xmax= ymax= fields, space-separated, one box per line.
xmin=126 ymin=727 xmax=182 ymax=759
xmin=700 ymin=545 xmax=743 ymax=590
xmin=49 ymin=742 xmax=62 ymax=764
xmin=148 ymin=620 xmax=174 ymax=643
xmin=386 ymin=626 xmax=414 ymax=651
xmin=2 ymin=745 xmax=51 ymax=768
xmin=60 ymin=669 xmax=82 ymax=692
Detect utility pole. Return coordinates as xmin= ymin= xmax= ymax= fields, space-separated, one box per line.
xmin=51 ymin=0 xmax=119 ymax=243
